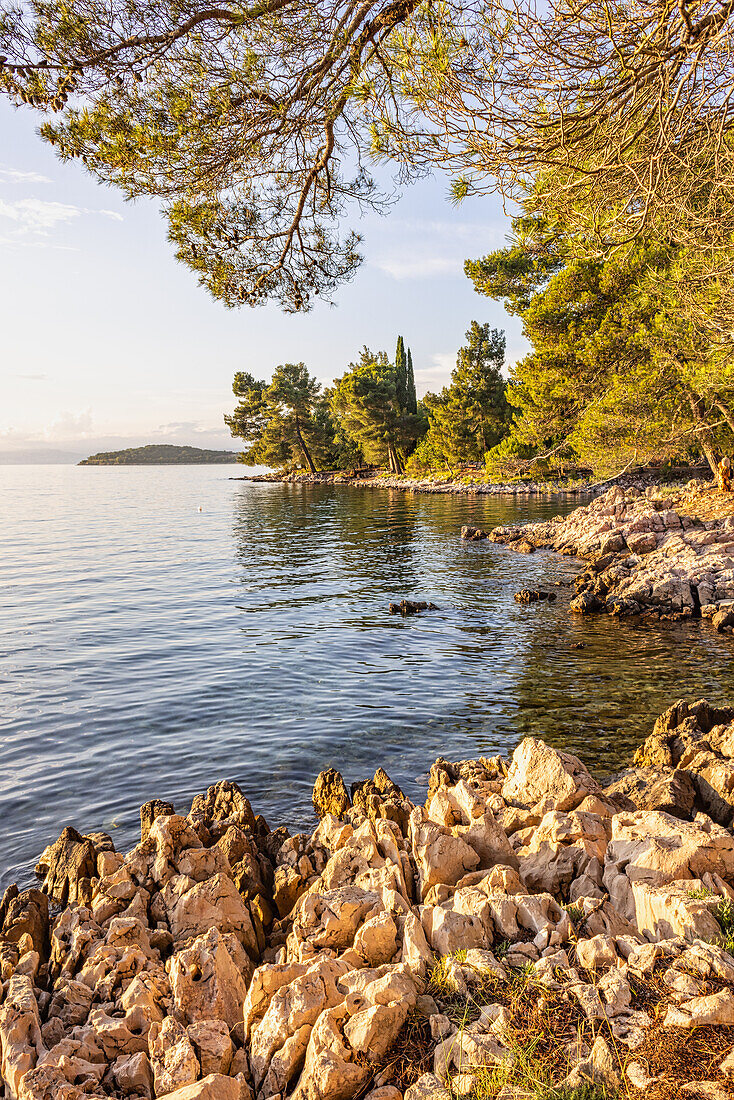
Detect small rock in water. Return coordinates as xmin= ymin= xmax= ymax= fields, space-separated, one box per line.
xmin=514 ymin=589 xmax=557 ymax=604
xmin=461 ymin=525 xmax=488 ymax=540
xmin=389 ymin=600 xmax=438 ymax=616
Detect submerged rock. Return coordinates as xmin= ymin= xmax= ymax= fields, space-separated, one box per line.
xmin=388 ymin=600 xmax=438 ymax=616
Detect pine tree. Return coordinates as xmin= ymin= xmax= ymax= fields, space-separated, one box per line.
xmin=416 ymin=323 xmax=509 ymax=469
xmin=225 ymin=362 xmax=336 ymax=471
xmin=330 ymin=347 xmax=424 ymax=474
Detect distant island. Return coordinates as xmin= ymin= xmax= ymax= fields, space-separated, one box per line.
xmin=79 ymin=444 xmax=238 ymax=465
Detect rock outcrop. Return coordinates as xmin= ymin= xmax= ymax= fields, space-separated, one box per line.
xmin=489 ymin=482 xmax=734 ymax=625
xmin=4 ymin=713 xmax=734 ymax=1100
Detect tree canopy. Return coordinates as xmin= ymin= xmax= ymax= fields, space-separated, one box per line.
xmin=330 ymin=344 xmax=422 ymax=474
xmin=413 ymin=321 xmax=509 ymax=470
xmin=4 ymin=0 xmax=734 ymax=316
xmin=225 ymin=362 xmax=335 ymax=471
xmin=468 ymin=202 xmax=734 ymax=477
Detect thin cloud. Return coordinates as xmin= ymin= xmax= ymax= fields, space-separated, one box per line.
xmin=0 ymin=167 xmax=51 ymax=185
xmin=0 ymin=197 xmax=124 ymax=249
xmin=372 ymin=256 xmax=461 ymax=280
xmin=12 ymin=373 xmax=48 ymax=381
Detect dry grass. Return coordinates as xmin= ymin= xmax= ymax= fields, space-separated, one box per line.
xmin=631 ymin=1023 xmax=734 ymax=1100
xmin=377 ymin=1010 xmax=435 ymax=1091
xmin=675 ymin=486 xmax=734 ymax=522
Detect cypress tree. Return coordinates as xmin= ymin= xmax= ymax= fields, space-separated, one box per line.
xmin=395 ymin=335 xmax=409 ymax=412
xmin=406 ymin=348 xmax=418 ymax=415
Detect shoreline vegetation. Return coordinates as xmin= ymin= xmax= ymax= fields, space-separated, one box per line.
xmin=234 ymin=467 xmax=710 ymax=498
xmin=5 ymin=701 xmax=734 ymax=1100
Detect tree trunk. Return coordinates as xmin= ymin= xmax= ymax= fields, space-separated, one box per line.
xmin=294 ymin=418 xmax=316 ymax=473
xmin=387 ymin=443 xmax=404 ymax=475
xmin=714 ymin=398 xmax=734 ymax=437
xmin=688 ymin=393 xmax=720 ymax=478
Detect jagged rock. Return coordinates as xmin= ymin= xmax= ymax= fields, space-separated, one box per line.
xmin=665 ymin=988 xmax=734 ymax=1027
xmin=410 ymin=807 xmax=480 ymax=900
xmin=34 ymin=827 xmax=101 ymax=907
xmin=514 ymin=589 xmax=556 ymax=604
xmin=603 ymin=767 xmax=696 ymax=819
xmin=162 ymin=871 xmax=259 ymax=957
xmin=0 ymin=886 xmax=49 ymax=960
xmin=426 ymin=780 xmax=518 ymax=870
xmin=155 ymin=1074 xmax=245 ymax=1100
xmin=515 ymin=809 xmax=607 ymax=898
xmin=603 ymin=810 xmax=734 ymax=921
xmin=140 ymin=799 xmax=175 ymax=843
xmin=405 ymin=1073 xmax=452 ymax=1100
xmin=0 ymin=974 xmax=45 ymax=1100
xmin=575 ymin=934 xmax=617 ymax=971
xmin=289 ymin=1003 xmax=370 ymax=1100
xmin=248 ymin=955 xmax=348 ymax=1088
xmin=16 ymin=1064 xmax=89 ymax=1100
xmin=388 ymin=599 xmax=438 ymax=615
xmin=461 ymin=526 xmax=487 ymax=541
xmin=168 ymin=926 xmax=251 ymax=1027
xmin=351 ymin=910 xmax=399 ymax=967
xmin=632 ymin=880 xmax=726 ymax=942
xmin=351 ymin=768 xmax=413 ymax=835
xmin=148 ymin=1015 xmax=200 ymax=1096
xmin=186 ymin=1019 xmax=233 ymax=1076
xmin=502 ymin=739 xmax=602 ymax=816
xmin=113 ymin=1051 xmax=154 ymax=1098
xmin=190 ymin=780 xmax=257 ymax=833
xmin=343 ymin=1000 xmax=409 ymax=1061
xmin=313 ymin=770 xmax=351 ymax=819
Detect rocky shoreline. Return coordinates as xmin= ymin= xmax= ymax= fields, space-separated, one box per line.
xmin=4 ymin=701 xmax=734 ymax=1100
xmin=236 ymin=471 xmax=605 ymax=497
xmin=484 ymin=482 xmax=734 ymax=631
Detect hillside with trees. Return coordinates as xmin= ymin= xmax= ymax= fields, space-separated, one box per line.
xmin=79 ymin=445 xmax=238 ymax=465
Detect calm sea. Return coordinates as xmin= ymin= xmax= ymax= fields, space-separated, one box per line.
xmin=2 ymin=464 xmax=732 ymax=890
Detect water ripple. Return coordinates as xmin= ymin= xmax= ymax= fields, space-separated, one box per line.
xmin=1 ymin=465 xmax=732 ymax=890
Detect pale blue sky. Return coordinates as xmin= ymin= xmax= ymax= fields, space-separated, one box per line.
xmin=0 ymin=99 xmax=527 ymax=457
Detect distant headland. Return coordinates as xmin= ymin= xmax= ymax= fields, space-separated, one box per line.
xmin=78 ymin=444 xmax=238 ymax=465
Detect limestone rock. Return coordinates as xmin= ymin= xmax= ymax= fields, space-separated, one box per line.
xmin=603 ymin=810 xmax=734 ymax=921
xmin=186 ymin=1019 xmax=233 ymax=1076
xmin=313 ymin=770 xmax=351 ymax=819
xmin=290 ymin=1003 xmax=370 ymax=1100
xmin=0 ymin=974 xmax=46 ymax=1100
xmin=153 ymin=1074 xmax=244 ymax=1100
xmin=410 ymin=807 xmax=480 ymax=901
xmin=0 ymin=886 xmax=49 ymax=960
xmin=632 ymin=880 xmax=726 ymax=942
xmin=604 ymin=768 xmax=696 ymax=820
xmin=140 ymin=799 xmax=175 ymax=843
xmin=190 ymin=779 xmax=257 ymax=832
xmin=148 ymin=1015 xmax=200 ymax=1096
xmin=502 ymin=739 xmax=602 ymax=817
xmin=665 ymin=988 xmax=734 ymax=1027
xmin=34 ymin=827 xmax=100 ymax=907
xmin=113 ymin=1051 xmax=154 ymax=1098
xmin=163 ymin=871 xmax=259 ymax=957
xmin=168 ymin=926 xmax=251 ymax=1028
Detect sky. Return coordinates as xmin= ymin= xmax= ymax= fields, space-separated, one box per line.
xmin=0 ymin=98 xmax=527 ymax=459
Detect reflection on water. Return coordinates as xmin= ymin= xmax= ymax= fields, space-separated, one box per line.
xmin=1 ymin=466 xmax=732 ymax=890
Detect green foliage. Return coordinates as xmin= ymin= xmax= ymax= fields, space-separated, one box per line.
xmin=225 ymin=362 xmax=336 ymax=472
xmin=78 ymin=445 xmax=236 ymax=465
xmin=416 ymin=322 xmax=510 ymax=470
xmin=468 ymin=196 xmax=734 ymax=477
xmin=330 ymin=346 xmax=424 ymax=474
